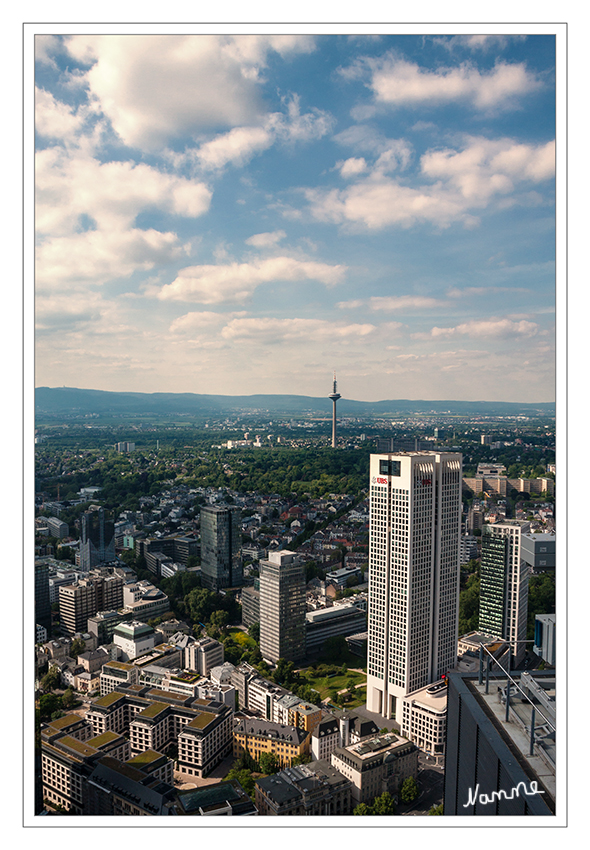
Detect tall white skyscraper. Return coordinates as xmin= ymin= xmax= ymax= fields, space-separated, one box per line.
xmin=366 ymin=452 xmax=462 ymax=723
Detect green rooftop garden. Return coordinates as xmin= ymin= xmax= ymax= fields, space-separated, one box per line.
xmin=138 ymin=701 xmax=169 ymax=718
xmin=187 ymin=711 xmax=215 ymax=730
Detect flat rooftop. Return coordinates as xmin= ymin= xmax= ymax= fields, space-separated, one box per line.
xmin=467 ymin=674 xmax=556 ymax=802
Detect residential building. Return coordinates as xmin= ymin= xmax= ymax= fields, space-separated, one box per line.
xmin=255 ymin=759 xmax=352 ymax=816
xmin=330 ymin=733 xmax=419 ymax=807
xmin=444 ymin=668 xmax=555 ymax=815
xmin=233 ymin=718 xmax=310 ymax=767
xmin=479 ymin=521 xmax=530 ymax=665
xmin=259 ymin=549 xmax=306 ymax=664
xmin=85 ymin=687 xmax=233 ymax=779
xmin=311 ymin=714 xmax=340 ymax=762
xmin=367 ymin=452 xmax=462 ymax=723
xmin=200 ymin=505 xmax=242 ymax=591
xmin=274 ymin=694 xmax=322 ymax=736
xmin=41 ymin=722 xmax=132 ymax=813
xmin=80 ymin=507 xmax=115 ymax=571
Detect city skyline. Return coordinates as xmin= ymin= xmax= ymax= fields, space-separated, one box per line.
xmin=34 ymin=28 xmax=557 ymax=404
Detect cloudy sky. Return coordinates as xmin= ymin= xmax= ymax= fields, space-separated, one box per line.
xmin=34 ymin=31 xmax=556 ymax=403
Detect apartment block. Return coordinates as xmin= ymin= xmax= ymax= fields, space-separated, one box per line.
xmin=233 ymin=719 xmax=310 ymax=768
xmin=330 ymin=733 xmax=419 ymax=807
xmin=255 ymin=759 xmax=352 ymax=816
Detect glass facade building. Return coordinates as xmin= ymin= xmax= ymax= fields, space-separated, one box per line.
xmin=200 ymin=506 xmax=241 ymax=591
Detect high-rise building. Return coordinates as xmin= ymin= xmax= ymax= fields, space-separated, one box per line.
xmin=366 ymin=452 xmax=462 ymax=723
xmin=35 ymin=558 xmax=52 ymax=634
xmin=200 ymin=505 xmax=242 ymax=591
xmin=58 ymin=571 xmax=124 ymax=635
xmin=479 ymin=521 xmax=531 ymax=666
xmin=80 ymin=507 xmax=115 ymax=571
xmin=259 ymin=550 xmax=306 ymax=664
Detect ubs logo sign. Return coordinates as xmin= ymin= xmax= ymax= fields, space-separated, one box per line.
xmin=372 ymin=476 xmax=388 ymax=484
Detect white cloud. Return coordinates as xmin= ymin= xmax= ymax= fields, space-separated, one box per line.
xmin=36 ymin=148 xmax=212 ymax=237
xmin=35 ymin=88 xmax=85 ymax=141
xmin=338 ymin=157 xmax=368 ymax=178
xmin=306 ymin=179 xmax=467 ymax=230
xmin=36 ymin=227 xmax=186 ymax=288
xmin=191 ymin=125 xmax=273 ymax=170
xmin=169 ymin=311 xmax=228 ymax=334
xmin=220 ymin=316 xmax=375 ymax=343
xmin=306 ymin=135 xmax=554 ymax=230
xmin=245 ymin=230 xmax=286 ymax=248
xmin=368 ymin=57 xmax=541 ymax=111
xmin=434 ymin=35 xmax=528 ymax=53
xmin=338 ymin=295 xmax=443 ymax=311
xmin=63 ymin=35 xmax=316 ymax=151
xmin=169 ymin=95 xmax=333 ymax=173
xmin=158 ymin=256 xmax=347 ymax=304
xmin=421 ymin=137 xmax=555 ymax=202
xmin=429 ymin=318 xmax=539 ymax=339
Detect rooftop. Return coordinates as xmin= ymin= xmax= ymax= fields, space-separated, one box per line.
xmin=186 ymin=711 xmax=216 ymax=730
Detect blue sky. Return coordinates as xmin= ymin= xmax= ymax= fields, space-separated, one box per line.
xmin=34 ymin=31 xmax=556 ymax=403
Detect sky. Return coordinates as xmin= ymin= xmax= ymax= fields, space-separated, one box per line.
xmin=34 ymin=30 xmax=557 ymax=404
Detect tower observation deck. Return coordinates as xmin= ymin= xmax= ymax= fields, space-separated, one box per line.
xmin=328 ymin=372 xmax=341 ymax=448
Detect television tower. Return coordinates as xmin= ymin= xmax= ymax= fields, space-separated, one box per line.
xmin=328 ymin=371 xmax=341 ymax=448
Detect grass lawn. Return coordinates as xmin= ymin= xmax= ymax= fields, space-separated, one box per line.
xmin=226 ymin=628 xmax=257 ymax=649
xmin=301 ymin=669 xmax=367 ymax=709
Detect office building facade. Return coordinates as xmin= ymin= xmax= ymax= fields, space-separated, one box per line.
xmin=200 ymin=505 xmax=242 ymax=591
xmin=366 ymin=452 xmax=462 ymax=723
xmin=259 ymin=550 xmax=306 ymax=664
xmin=479 ymin=521 xmax=530 ymax=666
xmin=80 ymin=507 xmax=115 ymax=571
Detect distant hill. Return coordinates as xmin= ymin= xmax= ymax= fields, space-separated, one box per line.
xmin=35 ymin=386 xmax=555 ymax=419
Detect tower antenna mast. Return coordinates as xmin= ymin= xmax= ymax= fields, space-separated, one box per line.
xmin=328 ymin=371 xmax=341 ymax=448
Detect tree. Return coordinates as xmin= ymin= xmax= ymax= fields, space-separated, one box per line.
xmin=209 ymin=610 xmax=229 ymax=635
xmin=353 ymin=803 xmax=373 ymax=815
xmin=258 ymin=752 xmax=280 ymax=775
xmin=61 ymin=687 xmax=76 ymax=710
xmin=70 ymin=637 xmax=86 ymax=658
xmin=248 ymin=621 xmax=260 ymax=642
xmin=371 ymin=792 xmax=397 ymax=815
xmin=400 ymin=776 xmax=419 ymax=804
xmin=428 ymin=803 xmax=444 ymax=815
xmin=41 ymin=667 xmax=61 ymax=692
xmin=323 ymin=635 xmax=348 ymax=663
xmin=39 ymin=693 xmax=61 ymax=720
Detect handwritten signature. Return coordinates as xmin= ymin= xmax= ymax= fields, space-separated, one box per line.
xmin=464 ymin=780 xmax=545 ymax=807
